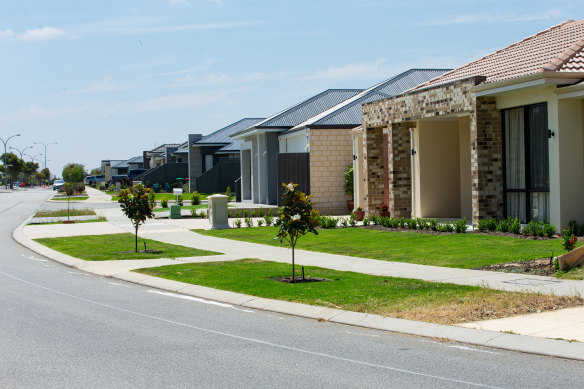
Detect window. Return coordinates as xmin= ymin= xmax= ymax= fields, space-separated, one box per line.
xmin=503 ymin=103 xmax=549 ymax=222
xmin=205 ymin=154 xmax=214 ymax=172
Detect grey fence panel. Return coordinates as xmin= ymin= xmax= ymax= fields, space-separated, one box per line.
xmin=195 ymin=158 xmax=240 ymax=194
xmin=141 ymin=163 xmax=188 ymax=187
xmin=277 ymin=153 xmax=310 ymax=206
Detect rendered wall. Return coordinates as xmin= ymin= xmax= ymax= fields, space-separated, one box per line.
xmin=459 ymin=116 xmax=472 ymax=220
xmin=309 ymin=128 xmax=353 ymax=215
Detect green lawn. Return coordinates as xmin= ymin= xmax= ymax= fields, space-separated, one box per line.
xmin=196 ymin=227 xmax=571 ymax=269
xmin=52 ymin=196 xmax=89 ymax=201
xmin=153 ymin=204 xmax=208 ymax=213
xmin=34 ymin=209 xmax=96 ymax=218
xmin=34 ymin=233 xmax=220 ymax=261
xmin=111 ymin=192 xmax=210 ymax=201
xmin=29 ymin=217 xmax=108 ymax=225
xmin=136 ymin=259 xmax=584 ymax=324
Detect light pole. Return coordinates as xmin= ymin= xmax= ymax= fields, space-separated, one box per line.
xmin=34 ymin=141 xmax=57 ymax=174
xmin=1 ymin=133 xmax=21 ymax=189
xmin=24 ymin=153 xmax=43 ymax=164
xmin=10 ymin=146 xmax=33 ymax=185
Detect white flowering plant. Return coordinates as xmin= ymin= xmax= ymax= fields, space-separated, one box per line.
xmin=275 ymin=182 xmax=320 ymax=282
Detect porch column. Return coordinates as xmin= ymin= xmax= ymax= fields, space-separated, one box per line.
xmin=470 ymin=97 xmax=504 ymax=225
xmin=388 ymin=122 xmax=412 ymax=218
xmin=363 ymin=126 xmax=385 ymax=215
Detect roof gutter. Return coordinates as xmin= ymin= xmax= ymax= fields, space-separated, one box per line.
xmin=474 ymin=71 xmax=584 ymax=97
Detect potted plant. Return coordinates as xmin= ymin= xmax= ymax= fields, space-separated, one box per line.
xmin=344 ymin=164 xmax=354 ymax=212
xmin=354 ymin=206 xmax=365 ymax=221
xmin=379 ymin=202 xmax=390 ymax=218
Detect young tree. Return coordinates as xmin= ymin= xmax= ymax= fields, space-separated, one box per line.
xmin=90 ymin=168 xmax=103 ymax=175
xmin=62 ymin=163 xmax=86 ymax=183
xmin=118 ymin=184 xmax=155 ymax=252
xmin=64 ymin=182 xmax=74 ymax=221
xmin=275 ymin=182 xmax=320 ymax=282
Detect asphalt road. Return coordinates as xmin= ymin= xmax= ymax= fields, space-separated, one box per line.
xmin=2 ymin=189 xmax=584 ymax=388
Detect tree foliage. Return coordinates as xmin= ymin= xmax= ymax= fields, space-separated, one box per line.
xmin=343 ymin=163 xmax=354 ymax=197
xmin=0 ymin=153 xmax=25 ymax=178
xmin=118 ymin=184 xmax=155 ymax=252
xmin=90 ymin=168 xmax=103 ymax=175
xmin=275 ymin=182 xmax=320 ymax=281
xmin=62 ymin=163 xmax=86 ymax=183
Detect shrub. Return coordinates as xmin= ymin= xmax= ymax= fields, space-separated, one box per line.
xmin=349 ymin=213 xmax=357 ymax=227
xmin=177 ymin=195 xmax=183 ymax=206
xmin=523 ymin=220 xmax=544 ymax=237
xmin=235 ymin=219 xmax=242 ymax=228
xmin=148 ymin=191 xmax=156 ymax=209
xmin=319 ymin=215 xmax=338 ymax=229
xmin=243 ymin=210 xmax=250 ymax=218
xmin=543 ymin=223 xmax=556 ymax=238
xmin=453 ymin=218 xmax=468 ymax=233
xmin=362 ymin=216 xmax=370 ymax=226
xmin=568 ymin=220 xmax=578 ymax=236
xmin=509 ymin=217 xmax=521 ymax=234
xmin=245 ymin=217 xmax=253 ymax=227
xmin=267 ymin=209 xmax=273 ymax=217
xmin=389 ymin=217 xmax=400 ymax=229
xmin=200 ymin=210 xmax=207 ymax=218
xmin=440 ymin=222 xmax=454 ymax=232
xmin=257 ymin=219 xmax=264 ymax=227
xmin=477 ymin=219 xmax=490 ymax=232
xmin=496 ymin=218 xmax=511 ymax=233
xmin=263 ymin=214 xmax=273 ymax=226
xmin=340 ymin=217 xmax=348 ymax=228
xmin=160 ymin=198 xmax=168 ymax=208
xmin=258 ymin=207 xmax=265 ymax=217
xmin=380 ymin=217 xmax=391 ymax=228
xmin=251 ymin=210 xmax=257 ymax=217
xmin=190 ymin=208 xmax=198 ymax=218
xmin=562 ymin=228 xmax=577 ymax=251
xmin=191 ymin=192 xmax=201 ymax=205
xmin=417 ymin=218 xmax=429 ymax=230
xmin=225 ymin=186 xmax=232 ymax=200
xmin=405 ymin=218 xmax=417 ymax=230
xmin=370 ymin=215 xmax=379 ymax=225
xmin=429 ymin=219 xmax=438 ymax=231
xmin=398 ymin=217 xmax=406 ymax=229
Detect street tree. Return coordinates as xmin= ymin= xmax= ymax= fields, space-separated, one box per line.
xmin=65 ymin=182 xmax=75 ymax=221
xmin=62 ymin=163 xmax=86 ymax=183
xmin=275 ymin=182 xmax=320 ymax=282
xmin=0 ymin=153 xmax=25 ymax=182
xmin=118 ymin=184 xmax=154 ymax=252
xmin=89 ymin=168 xmax=103 ymax=175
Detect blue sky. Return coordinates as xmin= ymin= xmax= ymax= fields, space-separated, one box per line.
xmin=0 ymin=0 xmax=581 ymax=176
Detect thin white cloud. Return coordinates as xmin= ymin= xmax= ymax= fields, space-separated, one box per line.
xmin=418 ymin=10 xmax=562 ymax=26
xmin=17 ymin=26 xmax=64 ymax=41
xmin=0 ymin=29 xmax=15 ymax=39
xmin=67 ymin=77 xmax=131 ymax=95
xmin=307 ymin=60 xmax=402 ymax=82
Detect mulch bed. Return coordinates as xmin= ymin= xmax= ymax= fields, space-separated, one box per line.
xmin=270 ymin=276 xmax=332 ymax=284
xmin=115 ymin=249 xmax=162 ymax=254
xmin=360 ymin=225 xmax=555 ymax=240
xmin=475 ymin=258 xmax=556 ymax=276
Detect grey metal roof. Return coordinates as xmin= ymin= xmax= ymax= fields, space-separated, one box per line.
xmin=216 ymin=139 xmax=243 ymax=153
xmin=112 ymin=156 xmax=143 ymax=169
xmin=287 ymin=69 xmax=451 ymax=130
xmin=195 ymin=118 xmax=265 ymax=145
xmin=253 ymin=89 xmax=363 ymax=129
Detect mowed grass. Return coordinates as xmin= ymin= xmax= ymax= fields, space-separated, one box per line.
xmin=111 ymin=193 xmax=210 ymax=201
xmin=29 ymin=217 xmax=108 ymax=225
xmin=136 ymin=259 xmax=584 ymax=324
xmin=34 ymin=209 xmax=96 ymax=218
xmin=34 ymin=233 xmax=220 ymax=261
xmin=52 ymin=196 xmax=89 ymax=201
xmin=153 ymin=204 xmax=208 ymax=213
xmin=196 ymin=227 xmax=570 ymax=269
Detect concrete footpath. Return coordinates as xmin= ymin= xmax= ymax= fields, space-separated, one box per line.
xmin=13 ymin=187 xmax=584 ymax=360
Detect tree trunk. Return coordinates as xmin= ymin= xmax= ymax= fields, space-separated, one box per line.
xmin=291 ymin=244 xmax=295 ymax=282
xmin=135 ymin=225 xmax=138 ymax=252
xmin=67 ymin=198 xmax=70 ymax=221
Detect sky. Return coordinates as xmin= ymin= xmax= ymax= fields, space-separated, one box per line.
xmin=0 ymin=0 xmax=582 ymax=177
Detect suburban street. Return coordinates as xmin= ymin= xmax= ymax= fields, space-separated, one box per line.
xmin=0 ymin=190 xmax=583 ymax=388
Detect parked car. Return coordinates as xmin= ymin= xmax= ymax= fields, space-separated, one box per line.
xmin=85 ymin=175 xmax=105 ymax=186
xmin=53 ymin=179 xmax=65 ymax=191
xmin=84 ymin=176 xmax=95 ymax=185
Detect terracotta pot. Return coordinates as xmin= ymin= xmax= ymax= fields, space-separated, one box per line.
xmin=379 ymin=211 xmax=390 ymax=218
xmin=347 ymin=200 xmax=354 ymax=213
xmin=354 ymin=210 xmax=365 ymax=221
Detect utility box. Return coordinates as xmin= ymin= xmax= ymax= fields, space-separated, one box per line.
xmin=208 ymin=194 xmax=229 ymax=229
xmin=170 ymin=204 xmax=182 ymax=219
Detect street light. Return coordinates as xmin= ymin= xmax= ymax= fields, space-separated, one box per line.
xmin=1 ymin=133 xmax=21 ymax=189
xmin=24 ymin=153 xmax=43 ymax=163
xmin=10 ymin=145 xmax=33 ymax=159
xmin=34 ymin=141 xmax=57 ymax=174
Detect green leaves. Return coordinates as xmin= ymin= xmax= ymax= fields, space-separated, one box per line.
xmin=276 ymin=182 xmax=320 ymax=247
xmin=118 ymin=184 xmax=155 ymax=251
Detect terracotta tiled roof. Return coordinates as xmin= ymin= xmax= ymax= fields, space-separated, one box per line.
xmin=414 ymin=20 xmax=584 ymax=90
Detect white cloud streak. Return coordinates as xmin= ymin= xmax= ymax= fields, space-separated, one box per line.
xmin=306 ymin=60 xmax=403 ymax=82
xmin=418 ymin=10 xmax=562 ymax=26
xmin=0 ymin=26 xmax=64 ymax=41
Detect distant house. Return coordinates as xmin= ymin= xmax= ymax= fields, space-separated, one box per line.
xmin=279 ymin=69 xmax=449 ymax=214
xmin=101 ymin=159 xmax=124 ymax=184
xmin=188 ymin=118 xmax=264 ymax=193
xmin=359 ymin=20 xmax=584 ymax=229
xmin=111 ymin=156 xmax=144 ymax=176
xmin=139 ymin=143 xmax=188 ymax=188
xmin=142 ymin=143 xmax=183 ymax=170
xmin=231 ymin=90 xmax=364 ymax=205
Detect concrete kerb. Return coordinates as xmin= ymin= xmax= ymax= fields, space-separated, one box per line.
xmin=11 ymin=217 xmax=584 ymax=361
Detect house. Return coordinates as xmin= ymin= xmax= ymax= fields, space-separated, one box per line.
xmin=142 ymin=143 xmax=183 ymax=169
xmin=188 ymin=118 xmax=264 ymax=193
xmin=100 ymin=159 xmax=124 ymax=184
xmin=278 ymin=69 xmax=450 ymax=214
xmin=140 ymin=143 xmax=188 ymax=188
xmin=357 ymin=19 xmax=584 ymax=229
xmin=111 ymin=156 xmax=144 ymax=176
xmin=231 ymin=89 xmax=365 ymax=205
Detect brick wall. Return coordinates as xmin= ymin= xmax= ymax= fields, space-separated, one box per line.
xmin=362 ymin=76 xmax=503 ymax=225
xmin=309 ymin=128 xmax=354 ymax=215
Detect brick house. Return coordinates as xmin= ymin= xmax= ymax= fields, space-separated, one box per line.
xmin=357 ymin=20 xmax=584 ymax=228
xmin=279 ymin=69 xmax=449 ymax=214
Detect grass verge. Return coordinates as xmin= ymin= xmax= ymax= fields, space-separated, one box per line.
xmin=52 ymin=196 xmax=89 ymax=201
xmin=136 ymin=259 xmax=584 ymax=324
xmin=34 ymin=233 xmax=220 ymax=261
xmin=34 ymin=209 xmax=96 ymax=218
xmin=154 ymin=204 xmax=208 ymax=213
xmin=111 ymin=193 xmax=210 ymax=202
xmin=29 ymin=217 xmax=108 ymax=225
xmin=196 ymin=227 xmax=571 ymax=269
